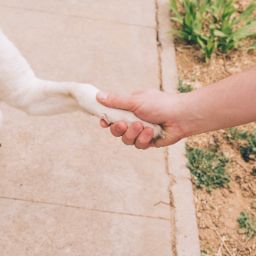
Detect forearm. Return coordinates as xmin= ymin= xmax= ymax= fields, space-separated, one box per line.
xmin=179 ymin=67 xmax=256 ymax=136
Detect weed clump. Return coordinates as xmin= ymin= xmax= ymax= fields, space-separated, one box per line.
xmin=169 ymin=0 xmax=256 ymax=60
xmin=237 ymin=211 xmax=256 ymax=238
xmin=177 ymin=79 xmax=194 ymax=93
xmin=186 ymin=146 xmax=230 ymax=192
xmin=225 ymin=128 xmax=256 ymax=162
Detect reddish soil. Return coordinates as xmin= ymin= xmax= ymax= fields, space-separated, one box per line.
xmin=175 ymin=38 xmax=256 ymax=255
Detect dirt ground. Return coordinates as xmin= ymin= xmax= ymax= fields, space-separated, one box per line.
xmin=174 ymin=29 xmax=256 ymax=256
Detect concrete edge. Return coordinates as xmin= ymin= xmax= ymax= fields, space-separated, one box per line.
xmin=156 ymin=1 xmax=201 ymax=255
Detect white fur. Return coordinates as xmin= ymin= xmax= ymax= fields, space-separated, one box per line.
xmin=0 ymin=31 xmax=163 ymax=138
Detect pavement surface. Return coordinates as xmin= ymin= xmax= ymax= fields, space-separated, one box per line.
xmin=0 ymin=1 xmax=200 ymax=255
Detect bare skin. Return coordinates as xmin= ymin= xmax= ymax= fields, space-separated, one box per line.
xmin=96 ymin=67 xmax=256 ymax=149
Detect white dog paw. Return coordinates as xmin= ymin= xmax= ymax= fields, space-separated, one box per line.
xmin=100 ymin=109 xmax=164 ymax=139
xmin=73 ymin=84 xmax=164 ymax=139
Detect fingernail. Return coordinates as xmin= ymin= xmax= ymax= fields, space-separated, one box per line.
xmin=97 ymin=91 xmax=108 ymax=101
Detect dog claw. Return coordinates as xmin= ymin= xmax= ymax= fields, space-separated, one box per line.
xmin=101 ymin=113 xmax=111 ymax=125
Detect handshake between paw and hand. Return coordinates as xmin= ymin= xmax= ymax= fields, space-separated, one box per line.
xmin=96 ymin=89 xmax=187 ymax=149
xmin=96 ymin=67 xmax=256 ymax=149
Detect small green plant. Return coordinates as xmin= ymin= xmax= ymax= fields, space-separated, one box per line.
xmin=237 ymin=212 xmax=256 ymax=238
xmin=169 ymin=0 xmax=256 ymax=60
xmin=186 ymin=146 xmax=230 ymax=192
xmin=226 ymin=128 xmax=256 ymax=162
xmin=177 ymin=79 xmax=193 ymax=93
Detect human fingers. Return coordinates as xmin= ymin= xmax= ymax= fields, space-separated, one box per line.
xmin=134 ymin=127 xmax=154 ymax=150
xmin=121 ymin=122 xmax=143 ymax=145
xmin=109 ymin=121 xmax=128 ymax=137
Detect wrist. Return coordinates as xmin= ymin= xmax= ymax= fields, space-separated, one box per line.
xmin=174 ymin=92 xmax=206 ymax=138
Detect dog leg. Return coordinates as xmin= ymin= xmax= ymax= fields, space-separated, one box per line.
xmin=17 ymin=80 xmax=163 ymax=138
xmin=0 ymin=31 xmax=163 ymax=138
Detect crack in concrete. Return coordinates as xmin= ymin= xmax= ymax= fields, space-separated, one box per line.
xmin=0 ymin=195 xmax=170 ymax=221
xmin=165 ymin=148 xmax=178 ymax=256
xmin=0 ymin=4 xmax=155 ymax=30
xmin=155 ymin=1 xmax=178 ymax=254
xmin=154 ymin=0 xmax=163 ymax=91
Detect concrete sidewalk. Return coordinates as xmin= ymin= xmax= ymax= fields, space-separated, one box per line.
xmin=0 ymin=1 xmax=200 ymax=255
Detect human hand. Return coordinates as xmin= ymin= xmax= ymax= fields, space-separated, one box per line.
xmin=96 ymin=89 xmax=186 ymax=149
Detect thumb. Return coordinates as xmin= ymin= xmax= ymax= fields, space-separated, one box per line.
xmin=96 ymin=91 xmax=134 ymax=111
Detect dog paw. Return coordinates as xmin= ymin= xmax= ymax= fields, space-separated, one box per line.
xmin=99 ymin=108 xmax=164 ymax=139
xmin=72 ymin=84 xmax=164 ymax=139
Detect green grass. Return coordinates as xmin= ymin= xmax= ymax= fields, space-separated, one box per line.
xmin=237 ymin=211 xmax=256 ymax=238
xmin=226 ymin=128 xmax=256 ymax=162
xmin=177 ymin=79 xmax=194 ymax=93
xmin=169 ymin=0 xmax=256 ymax=60
xmin=186 ymin=146 xmax=230 ymax=192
